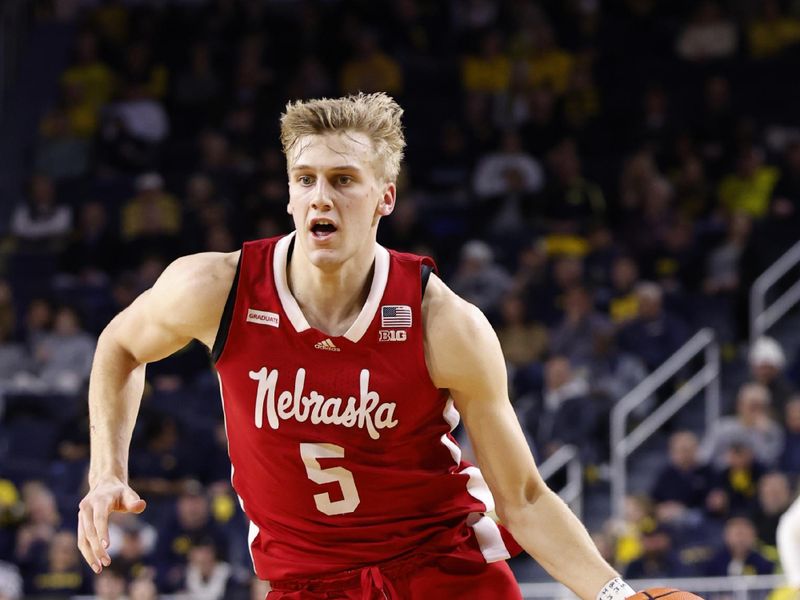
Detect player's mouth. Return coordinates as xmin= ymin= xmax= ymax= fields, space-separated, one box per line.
xmin=309 ymin=218 xmax=338 ymax=241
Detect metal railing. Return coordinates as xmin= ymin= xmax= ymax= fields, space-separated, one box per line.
xmin=611 ymin=328 xmax=721 ymax=518
xmin=750 ymin=239 xmax=800 ymax=344
xmin=518 ymin=574 xmax=788 ymax=599
xmin=0 ymin=0 xmax=31 ymax=122
xmin=538 ymin=444 xmax=582 ymax=519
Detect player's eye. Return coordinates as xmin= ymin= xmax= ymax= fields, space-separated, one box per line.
xmin=337 ymin=175 xmax=353 ymax=185
xmin=298 ymin=175 xmax=314 ymax=186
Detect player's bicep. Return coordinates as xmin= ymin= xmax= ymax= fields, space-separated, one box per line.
xmin=104 ymin=289 xmax=193 ymax=365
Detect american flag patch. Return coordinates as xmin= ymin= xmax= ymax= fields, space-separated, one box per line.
xmin=381 ymin=305 xmax=412 ymax=328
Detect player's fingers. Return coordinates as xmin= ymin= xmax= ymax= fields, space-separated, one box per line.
xmin=77 ymin=511 xmax=101 ymax=574
xmin=80 ymin=501 xmax=107 ymax=570
xmin=92 ymin=506 xmax=112 ymax=567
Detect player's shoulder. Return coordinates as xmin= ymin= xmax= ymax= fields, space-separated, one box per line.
xmin=422 ymin=274 xmax=501 ymax=389
xmin=423 ymin=273 xmax=488 ymax=338
xmin=158 ymin=251 xmax=239 ymax=292
xmin=148 ymin=251 xmax=239 ymax=315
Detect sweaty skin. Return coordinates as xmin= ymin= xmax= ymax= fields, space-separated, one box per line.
xmin=78 ymin=131 xmax=617 ymax=599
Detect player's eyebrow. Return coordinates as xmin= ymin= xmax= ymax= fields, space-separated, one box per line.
xmin=290 ymin=164 xmax=362 ymax=172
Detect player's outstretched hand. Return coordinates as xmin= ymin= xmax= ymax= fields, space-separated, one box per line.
xmin=627 ymin=588 xmax=704 ymax=599
xmin=77 ymin=478 xmax=146 ymax=573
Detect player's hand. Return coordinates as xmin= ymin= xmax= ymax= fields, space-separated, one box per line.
xmin=77 ymin=477 xmax=146 ymax=573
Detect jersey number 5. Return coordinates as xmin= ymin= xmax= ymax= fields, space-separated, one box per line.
xmin=300 ymin=443 xmax=361 ymax=515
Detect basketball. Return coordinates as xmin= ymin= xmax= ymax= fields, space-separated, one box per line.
xmin=628 ymin=589 xmax=705 ymax=600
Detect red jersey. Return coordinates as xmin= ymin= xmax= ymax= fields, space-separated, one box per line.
xmin=213 ymin=233 xmax=511 ymax=581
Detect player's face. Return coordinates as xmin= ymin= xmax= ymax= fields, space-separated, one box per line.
xmin=287 ymin=132 xmax=395 ymax=270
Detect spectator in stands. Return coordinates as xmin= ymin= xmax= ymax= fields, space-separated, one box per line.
xmin=94 ymin=563 xmax=127 ymax=600
xmin=472 ymin=131 xmax=545 ymax=200
xmin=704 ymin=516 xmax=774 ymax=575
xmin=707 ymin=441 xmax=766 ymax=519
xmin=107 ymin=517 xmax=154 ymax=582
xmin=718 ymin=146 xmax=780 ymax=219
xmin=749 ymin=336 xmax=796 ymax=415
xmin=26 ymin=305 xmax=95 ymax=395
xmin=10 ymin=175 xmax=72 ymax=251
xmin=651 ymin=431 xmax=714 ymax=525
xmin=584 ymin=327 xmax=648 ymax=411
xmin=60 ymin=31 xmax=114 ymax=115
xmin=780 ymin=396 xmax=800 ymax=475
xmin=746 ymin=0 xmax=800 ymax=60
xmin=422 ymin=122 xmax=473 ymax=195
xmin=533 ymin=355 xmax=596 ymax=459
xmin=598 ymin=255 xmax=640 ymax=324
xmin=617 ymin=281 xmax=689 ymax=372
xmin=672 ymin=153 xmax=713 ymax=219
xmin=339 ymin=31 xmax=403 ymax=95
xmin=130 ymin=415 xmax=201 ymax=497
xmin=181 ymin=536 xmax=244 ymax=600
xmin=609 ymin=495 xmax=656 ymax=569
xmin=550 ymin=285 xmax=611 ymax=368
xmin=120 ymin=41 xmax=168 ymax=100
xmin=0 ymin=282 xmax=30 ymax=402
xmin=752 ymin=471 xmax=792 ymax=548
xmin=562 ymin=55 xmax=600 ymax=132
xmin=523 ymin=21 xmax=574 ymax=95
xmin=702 ymin=382 xmax=783 ymax=468
xmin=14 ymin=482 xmax=60 ymax=577
xmin=448 ymin=240 xmax=512 ymax=318
xmin=624 ymin=525 xmax=685 ymax=579
xmin=155 ymin=484 xmax=227 ymax=591
xmin=22 ymin=297 xmax=53 ymax=351
xmin=0 ymin=561 xmax=22 ymax=600
xmin=128 ymin=573 xmax=158 ymax=600
xmin=676 ymin=1 xmax=739 ymax=62
xmin=461 ymin=29 xmax=511 ymax=94
xmin=122 ymin=172 xmax=180 ymax=241
xmin=542 ymin=138 xmax=605 ymax=232
xmin=694 ymin=75 xmax=736 ymax=178
xmin=99 ymin=80 xmax=169 ymax=170
xmin=25 ymin=530 xmax=89 ymax=596
xmin=702 ymin=212 xmax=751 ymax=340
xmin=771 ymin=140 xmax=800 ymax=222
xmin=534 ymin=254 xmax=585 ymax=325
xmin=646 ymin=216 xmax=702 ymax=294
xmin=519 ymin=85 xmax=563 ymax=158
xmin=35 ymin=96 xmax=91 ymax=181
xmin=59 ymin=200 xmax=120 ymax=283
xmin=171 ymin=43 xmax=222 ymax=133
xmin=495 ymin=294 xmax=548 ymax=373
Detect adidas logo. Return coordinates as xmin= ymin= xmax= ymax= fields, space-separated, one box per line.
xmin=314 ymin=338 xmax=341 ymax=352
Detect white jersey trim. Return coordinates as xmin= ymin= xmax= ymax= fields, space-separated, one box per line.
xmin=439 ymin=397 xmax=510 ymax=563
xmin=273 ymin=232 xmax=390 ymax=343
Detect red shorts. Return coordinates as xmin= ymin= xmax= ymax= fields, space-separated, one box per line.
xmin=266 ymin=557 xmax=522 ymax=600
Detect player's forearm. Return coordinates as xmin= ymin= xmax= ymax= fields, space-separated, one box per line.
xmin=87 ymin=330 xmax=147 ymax=488
xmin=778 ymin=500 xmax=800 ymax=587
xmin=501 ymin=489 xmax=618 ymax=600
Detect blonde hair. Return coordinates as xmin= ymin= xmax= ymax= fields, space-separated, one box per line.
xmin=280 ymin=92 xmax=405 ymax=182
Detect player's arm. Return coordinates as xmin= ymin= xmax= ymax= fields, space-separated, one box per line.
xmin=778 ymin=496 xmax=800 ymax=588
xmin=423 ymin=274 xmax=625 ymax=600
xmin=78 ymin=251 xmax=237 ymax=574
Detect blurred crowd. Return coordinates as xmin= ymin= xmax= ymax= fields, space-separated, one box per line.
xmin=3 ymin=0 xmax=800 ymax=596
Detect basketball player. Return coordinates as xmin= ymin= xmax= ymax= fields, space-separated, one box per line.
xmin=78 ymin=93 xmax=652 ymax=599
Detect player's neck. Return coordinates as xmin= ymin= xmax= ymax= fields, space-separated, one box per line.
xmin=287 ymin=244 xmax=376 ymax=337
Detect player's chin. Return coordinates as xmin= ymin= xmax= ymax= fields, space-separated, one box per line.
xmin=306 ymin=247 xmax=344 ymax=269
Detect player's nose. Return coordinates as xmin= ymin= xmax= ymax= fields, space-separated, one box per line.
xmin=310 ymin=180 xmax=333 ymax=211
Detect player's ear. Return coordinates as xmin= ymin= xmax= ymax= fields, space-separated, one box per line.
xmin=377 ymin=183 xmax=396 ymax=217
